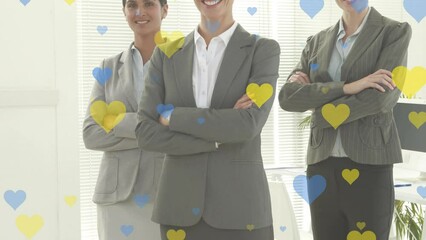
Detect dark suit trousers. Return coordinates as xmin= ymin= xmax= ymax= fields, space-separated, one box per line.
xmin=160 ymin=218 xmax=273 ymax=240
xmin=307 ymin=157 xmax=394 ymax=240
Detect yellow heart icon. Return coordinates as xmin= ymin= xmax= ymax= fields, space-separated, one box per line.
xmin=321 ymin=87 xmax=330 ymax=94
xmin=246 ymin=83 xmax=273 ymax=108
xmin=408 ymin=111 xmax=426 ymax=129
xmin=16 ymin=215 xmax=44 ymax=239
xmin=356 ymin=222 xmax=366 ymax=231
xmin=90 ymin=101 xmax=126 ymax=133
xmin=321 ymin=103 xmax=350 ymax=129
xmin=246 ymin=224 xmax=255 ymax=231
xmin=347 ymin=230 xmax=376 ymax=240
xmin=392 ymin=66 xmax=426 ymax=98
xmin=65 ymin=196 xmax=77 ymax=207
xmin=155 ymin=31 xmax=185 ymax=58
xmin=64 ymin=0 xmax=75 ymax=5
xmin=166 ymin=229 xmax=186 ymax=240
xmin=342 ymin=169 xmax=360 ymax=185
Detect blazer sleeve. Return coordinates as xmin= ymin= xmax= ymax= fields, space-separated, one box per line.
xmin=136 ymin=48 xmax=218 ymax=155
xmin=278 ymin=36 xmax=346 ymax=112
xmin=167 ymin=39 xmax=280 ymax=143
xmin=83 ymin=59 xmax=139 ymax=151
xmin=312 ymin=22 xmax=412 ymax=129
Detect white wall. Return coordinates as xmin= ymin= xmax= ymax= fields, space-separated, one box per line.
xmin=0 ymin=1 xmax=425 ymax=240
xmin=0 ymin=0 xmax=80 ymax=240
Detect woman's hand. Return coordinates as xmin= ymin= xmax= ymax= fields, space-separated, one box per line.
xmin=159 ymin=116 xmax=170 ymax=126
xmin=234 ymin=94 xmax=253 ymax=109
xmin=289 ymin=71 xmax=311 ymax=85
xmin=343 ymin=69 xmax=396 ymax=95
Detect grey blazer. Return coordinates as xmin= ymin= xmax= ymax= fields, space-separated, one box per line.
xmin=136 ymin=25 xmax=280 ymax=229
xmin=83 ymin=43 xmax=164 ymax=205
xmin=279 ymin=7 xmax=412 ymax=165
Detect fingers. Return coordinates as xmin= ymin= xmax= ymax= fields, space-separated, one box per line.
xmin=234 ymin=94 xmax=253 ymax=109
xmin=368 ymin=82 xmax=386 ymax=92
xmin=373 ymin=69 xmax=396 ymax=88
xmin=237 ymin=101 xmax=253 ymax=110
xmin=374 ymin=69 xmax=392 ymax=77
xmin=289 ymin=72 xmax=310 ymax=85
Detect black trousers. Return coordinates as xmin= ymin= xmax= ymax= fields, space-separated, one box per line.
xmin=307 ymin=157 xmax=394 ymax=240
xmin=160 ymin=218 xmax=274 ymax=240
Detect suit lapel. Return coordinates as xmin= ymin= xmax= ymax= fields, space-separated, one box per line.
xmin=173 ymin=33 xmax=197 ymax=107
xmin=210 ymin=25 xmax=252 ymax=108
xmin=341 ymin=7 xmax=384 ymax=82
xmin=118 ymin=43 xmax=138 ymax=111
xmin=315 ymin=23 xmax=339 ymax=83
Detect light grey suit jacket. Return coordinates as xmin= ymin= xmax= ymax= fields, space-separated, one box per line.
xmin=136 ymin=25 xmax=280 ymax=229
xmin=279 ymin=7 xmax=412 ymax=165
xmin=83 ymin=43 xmax=164 ymax=205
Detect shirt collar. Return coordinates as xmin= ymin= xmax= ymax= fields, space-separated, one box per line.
xmin=194 ymin=21 xmax=238 ymax=46
xmin=337 ymin=7 xmax=371 ymax=37
xmin=131 ymin=43 xmax=146 ymax=71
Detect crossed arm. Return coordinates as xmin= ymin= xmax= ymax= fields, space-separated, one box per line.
xmin=136 ymin=39 xmax=281 ymax=154
xmin=83 ymin=60 xmax=140 ymax=152
xmin=279 ymin=22 xmax=412 ymax=129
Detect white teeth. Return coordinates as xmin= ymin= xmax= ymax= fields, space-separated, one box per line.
xmin=136 ymin=21 xmax=149 ymax=24
xmin=203 ymin=0 xmax=221 ymax=6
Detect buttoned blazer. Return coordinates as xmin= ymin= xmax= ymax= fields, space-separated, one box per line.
xmin=279 ymin=8 xmax=412 ymax=165
xmin=83 ymin=43 xmax=164 ymax=205
xmin=136 ymin=25 xmax=281 ymax=229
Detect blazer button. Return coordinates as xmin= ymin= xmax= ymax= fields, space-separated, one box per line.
xmin=374 ymin=118 xmax=380 ymax=124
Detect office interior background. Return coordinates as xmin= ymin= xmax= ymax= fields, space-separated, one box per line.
xmin=0 ymin=0 xmax=425 ymax=239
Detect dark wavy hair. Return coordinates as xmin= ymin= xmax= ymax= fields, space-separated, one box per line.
xmin=123 ymin=0 xmax=167 ymax=7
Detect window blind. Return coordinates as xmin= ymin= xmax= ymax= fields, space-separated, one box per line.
xmin=77 ymin=0 xmax=409 ymax=238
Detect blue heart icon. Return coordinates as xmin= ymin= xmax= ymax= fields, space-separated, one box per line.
xmin=293 ymin=175 xmax=326 ymax=204
xmin=97 ymin=26 xmax=108 ymax=35
xmin=350 ymin=0 xmax=368 ymax=13
xmin=417 ymin=186 xmax=426 ymax=199
xmin=20 ymin=0 xmax=30 ymax=6
xmin=404 ymin=0 xmax=426 ymax=22
xmin=206 ymin=20 xmax=220 ymax=34
xmin=92 ymin=67 xmax=112 ymax=86
xmin=280 ymin=226 xmax=287 ymax=232
xmin=252 ymin=33 xmax=261 ymax=41
xmin=192 ymin=208 xmax=201 ymax=215
xmin=300 ymin=0 xmax=324 ymax=19
xmin=247 ymin=7 xmax=258 ymax=16
xmin=156 ymin=104 xmax=174 ymax=119
xmin=151 ymin=73 xmax=161 ymax=84
xmin=4 ymin=190 xmax=26 ymax=210
xmin=133 ymin=194 xmax=150 ymax=208
xmin=310 ymin=63 xmax=319 ymax=71
xmin=120 ymin=225 xmax=134 ymax=237
xmin=197 ymin=117 xmax=205 ymax=125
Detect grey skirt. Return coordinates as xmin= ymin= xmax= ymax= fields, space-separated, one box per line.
xmin=160 ymin=218 xmax=274 ymax=240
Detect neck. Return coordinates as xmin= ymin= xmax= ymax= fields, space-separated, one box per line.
xmin=342 ymin=7 xmax=369 ymax=35
xmin=133 ymin=33 xmax=157 ymax=64
xmin=198 ymin=16 xmax=234 ymax=46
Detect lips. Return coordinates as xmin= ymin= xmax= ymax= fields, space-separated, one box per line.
xmin=135 ymin=20 xmax=149 ymax=24
xmin=202 ymin=0 xmax=222 ymax=6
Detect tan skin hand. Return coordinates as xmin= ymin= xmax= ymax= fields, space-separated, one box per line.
xmin=289 ymin=71 xmax=311 ymax=85
xmin=343 ymin=69 xmax=396 ymax=95
xmin=233 ymin=94 xmax=253 ymax=109
xmin=159 ymin=94 xmax=253 ymax=126
xmin=289 ymin=69 xmax=396 ymax=95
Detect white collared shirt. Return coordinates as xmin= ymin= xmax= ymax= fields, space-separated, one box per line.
xmin=328 ymin=7 xmax=371 ymax=157
xmin=131 ymin=44 xmax=150 ymax=102
xmin=192 ymin=21 xmax=239 ymax=108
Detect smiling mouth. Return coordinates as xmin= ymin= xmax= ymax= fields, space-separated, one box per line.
xmin=202 ymin=0 xmax=222 ymax=6
xmin=135 ymin=20 xmax=149 ymax=25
